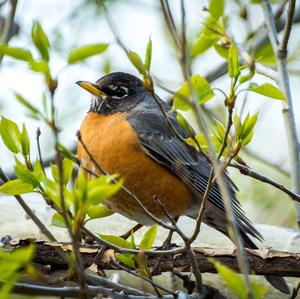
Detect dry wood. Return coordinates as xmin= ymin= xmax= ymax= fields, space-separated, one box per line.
xmin=4 ymin=239 xmax=300 ymax=277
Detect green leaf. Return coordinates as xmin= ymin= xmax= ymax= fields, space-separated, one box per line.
xmin=15 ymin=92 xmax=40 ymax=116
xmin=173 ymin=74 xmax=214 ymax=111
xmin=209 ymin=258 xmax=266 ymax=299
xmin=51 ymin=212 xmax=67 ymax=228
xmin=209 ymin=0 xmax=224 ymax=19
xmin=0 ymin=116 xmax=21 ymax=153
xmin=33 ymin=160 xmax=46 ymax=182
xmin=242 ymin=113 xmax=258 ymax=139
xmin=0 ymin=44 xmax=33 ymax=61
xmin=139 ymin=224 xmax=157 ymax=250
xmin=234 ymin=114 xmax=243 ymax=138
xmin=62 ymin=158 xmax=73 ymax=185
xmin=68 ymin=43 xmax=109 ymax=64
xmin=176 ymin=112 xmax=193 ymax=134
xmin=116 ymin=253 xmax=135 ymax=268
xmin=210 ymin=258 xmax=247 ymax=299
xmin=21 ymin=124 xmax=30 ymax=157
xmin=31 ymin=21 xmax=50 ymax=61
xmin=14 ymin=159 xmax=40 ymax=188
xmin=249 ymin=83 xmax=287 ymax=101
xmin=214 ymin=44 xmax=229 ymax=59
xmin=28 ymin=60 xmax=50 ymax=77
xmin=228 ymin=42 xmax=240 ymax=78
xmin=127 ymin=51 xmax=147 ymax=77
xmin=87 ymin=204 xmax=113 ymax=219
xmin=50 ymin=163 xmax=59 ymax=182
xmin=98 ymin=234 xmax=132 ymax=249
xmin=144 ymin=37 xmax=152 ymax=71
xmin=87 ymin=176 xmax=122 ymax=205
xmin=191 ymin=35 xmax=219 ymax=58
xmin=0 ymin=179 xmax=34 ymax=195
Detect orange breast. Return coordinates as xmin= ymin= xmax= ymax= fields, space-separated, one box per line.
xmin=77 ymin=112 xmax=193 ymax=225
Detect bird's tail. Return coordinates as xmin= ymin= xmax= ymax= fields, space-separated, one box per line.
xmin=240 ymin=231 xmax=290 ymax=294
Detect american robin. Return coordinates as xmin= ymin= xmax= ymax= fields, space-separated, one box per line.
xmin=76 ymin=72 xmax=289 ymax=294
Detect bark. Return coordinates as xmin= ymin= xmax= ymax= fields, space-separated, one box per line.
xmin=5 ymin=239 xmax=300 ymax=277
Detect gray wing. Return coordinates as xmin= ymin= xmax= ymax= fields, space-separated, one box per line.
xmin=127 ymin=104 xmax=263 ymax=242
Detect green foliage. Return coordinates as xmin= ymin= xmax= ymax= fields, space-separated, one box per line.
xmin=0 ymin=245 xmax=34 ymax=299
xmin=139 ymin=224 xmax=158 ymax=250
xmin=228 ymin=42 xmax=240 ymax=78
xmin=14 ymin=159 xmax=40 ymax=188
xmin=68 ymin=43 xmax=109 ymax=64
xmin=209 ymin=0 xmax=224 ymax=19
xmin=31 ymin=21 xmax=50 ymax=62
xmin=214 ymin=44 xmax=229 ymax=59
xmin=51 ymin=212 xmax=67 ymax=228
xmin=0 ymin=44 xmax=33 ymax=62
xmin=234 ymin=113 xmax=258 ymax=148
xmin=249 ymin=83 xmax=287 ymax=101
xmin=127 ymin=50 xmax=148 ymax=78
xmin=87 ymin=204 xmax=113 ymax=219
xmin=144 ymin=37 xmax=152 ymax=72
xmin=0 ymin=116 xmax=21 ymax=153
xmin=0 ymin=179 xmax=34 ymax=195
xmin=14 ymin=92 xmax=40 ymax=117
xmin=98 ymin=234 xmax=133 ymax=249
xmin=173 ymin=74 xmax=214 ymax=111
xmin=209 ymin=259 xmax=267 ymax=299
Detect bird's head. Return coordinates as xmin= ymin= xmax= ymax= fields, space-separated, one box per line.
xmin=76 ymin=72 xmax=147 ymax=114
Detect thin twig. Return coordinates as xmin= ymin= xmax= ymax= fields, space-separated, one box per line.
xmin=160 ymin=1 xmax=255 ymax=297
xmin=85 ymin=270 xmax=151 ymax=296
xmin=110 ymin=259 xmax=176 ymax=296
xmin=77 ymin=132 xmax=175 ymax=231
xmin=229 ymin=162 xmax=300 ymax=203
xmin=0 ymin=0 xmax=18 ymax=64
xmin=49 ymin=86 xmax=86 ymax=298
xmin=0 ymin=166 xmax=56 ymax=241
xmin=261 ymin=0 xmax=300 ymax=228
xmin=36 ymin=127 xmax=46 ymax=174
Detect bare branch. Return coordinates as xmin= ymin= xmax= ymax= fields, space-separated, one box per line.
xmin=261 ymin=0 xmax=300 ymax=227
xmin=0 ymin=167 xmax=56 ymax=241
xmin=230 ymin=162 xmax=300 ymax=203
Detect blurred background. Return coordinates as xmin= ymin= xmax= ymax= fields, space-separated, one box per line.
xmin=0 ymin=0 xmax=299 ymax=231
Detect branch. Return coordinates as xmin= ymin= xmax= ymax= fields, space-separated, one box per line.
xmin=0 ymin=167 xmax=56 ymax=241
xmin=229 ymin=162 xmax=300 ymax=203
xmin=205 ymin=6 xmax=300 ymax=82
xmin=261 ymin=0 xmax=300 ymax=228
xmin=9 ymin=240 xmax=300 ymax=278
xmin=0 ymin=0 xmax=18 ymax=64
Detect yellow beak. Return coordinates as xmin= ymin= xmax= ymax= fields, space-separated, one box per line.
xmin=76 ymin=81 xmax=107 ymax=97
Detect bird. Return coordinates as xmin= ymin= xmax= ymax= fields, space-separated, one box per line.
xmin=76 ymin=71 xmax=290 ymax=294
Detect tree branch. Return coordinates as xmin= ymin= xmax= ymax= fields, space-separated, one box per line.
xmin=261 ymin=0 xmax=300 ymax=228
xmin=9 ymin=240 xmax=300 ymax=278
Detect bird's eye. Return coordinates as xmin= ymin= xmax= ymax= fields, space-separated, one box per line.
xmin=112 ymin=86 xmax=128 ymax=99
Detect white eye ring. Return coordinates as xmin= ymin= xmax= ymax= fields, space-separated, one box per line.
xmin=111 ymin=86 xmax=129 ymax=99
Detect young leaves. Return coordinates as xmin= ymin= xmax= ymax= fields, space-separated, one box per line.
xmin=233 ymin=113 xmax=258 ymax=154
xmin=0 ymin=45 xmax=33 ymax=62
xmin=144 ymin=37 xmax=152 ymax=72
xmin=0 ymin=179 xmax=34 ymax=195
xmin=0 ymin=116 xmax=21 ymax=153
xmin=173 ymin=74 xmax=214 ymax=111
xmin=68 ymin=43 xmax=109 ymax=64
xmin=209 ymin=259 xmax=267 ymax=299
xmin=209 ymin=0 xmax=224 ymax=20
xmin=31 ymin=21 xmax=50 ymax=62
xmin=249 ymin=83 xmax=287 ymax=101
xmin=140 ymin=224 xmax=158 ymax=250
xmin=228 ymin=42 xmax=240 ymax=78
xmin=127 ymin=51 xmax=148 ymax=78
